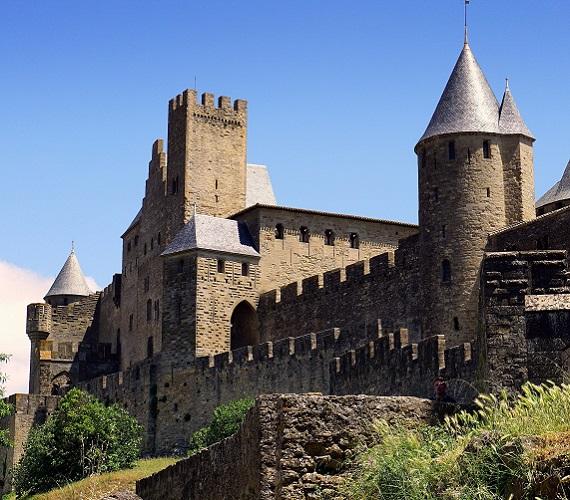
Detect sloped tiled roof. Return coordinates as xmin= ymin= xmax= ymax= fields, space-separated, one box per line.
xmin=537 ymin=159 xmax=570 ymax=208
xmin=162 ymin=213 xmax=259 ymax=258
xmin=45 ymin=250 xmax=92 ymax=299
xmin=498 ymin=82 xmax=534 ymax=138
xmin=418 ymin=42 xmax=500 ymax=144
xmin=246 ymin=164 xmax=276 ymax=207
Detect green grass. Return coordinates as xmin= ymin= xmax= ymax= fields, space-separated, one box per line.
xmin=344 ymin=382 xmax=570 ymax=500
xmin=8 ymin=457 xmax=177 ymax=500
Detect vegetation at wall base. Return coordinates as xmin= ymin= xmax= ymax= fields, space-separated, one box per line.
xmin=12 ymin=388 xmax=143 ymax=497
xmin=187 ymin=397 xmax=254 ymax=456
xmin=0 ymin=354 xmax=14 ymax=447
xmin=344 ymin=382 xmax=570 ymax=499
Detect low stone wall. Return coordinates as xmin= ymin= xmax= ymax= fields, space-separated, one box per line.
xmin=137 ymin=393 xmax=452 ymax=500
xmin=0 ymin=394 xmax=60 ymax=494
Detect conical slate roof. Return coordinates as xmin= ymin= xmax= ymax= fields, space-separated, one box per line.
xmin=418 ymin=42 xmax=500 ymax=144
xmin=44 ymin=250 xmax=92 ymax=299
xmin=499 ymin=82 xmax=534 ymax=138
xmin=162 ymin=213 xmax=260 ymax=258
xmin=536 ymin=159 xmax=570 ymax=208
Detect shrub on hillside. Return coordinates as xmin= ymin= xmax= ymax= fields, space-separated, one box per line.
xmin=0 ymin=354 xmax=13 ymax=447
xmin=12 ymin=388 xmax=142 ymax=497
xmin=345 ymin=382 xmax=570 ymax=499
xmin=187 ymin=397 xmax=254 ymax=455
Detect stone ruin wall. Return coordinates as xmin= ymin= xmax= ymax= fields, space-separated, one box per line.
xmin=257 ymin=234 xmax=422 ymax=342
xmin=136 ymin=393 xmax=458 ymax=500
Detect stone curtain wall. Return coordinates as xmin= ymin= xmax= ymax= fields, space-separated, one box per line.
xmin=136 ymin=394 xmax=454 ymax=500
xmin=233 ymin=206 xmax=418 ymax=293
xmin=480 ymin=250 xmax=570 ymax=394
xmin=488 ymin=205 xmax=570 ymax=254
xmin=79 ymin=322 xmax=474 ymax=454
xmin=0 ymin=394 xmax=60 ymax=494
xmin=257 ymin=235 xmax=421 ymax=343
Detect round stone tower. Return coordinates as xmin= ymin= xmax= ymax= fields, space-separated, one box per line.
xmin=416 ymin=41 xmax=534 ymax=345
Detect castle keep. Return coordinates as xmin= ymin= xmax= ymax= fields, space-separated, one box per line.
xmin=3 ymin=31 xmax=570 ymax=496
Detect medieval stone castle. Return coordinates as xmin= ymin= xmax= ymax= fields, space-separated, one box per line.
xmin=3 ymin=31 xmax=570 ymax=497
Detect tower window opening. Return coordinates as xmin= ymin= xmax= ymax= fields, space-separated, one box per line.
xmin=433 ymin=156 xmax=437 ymax=169
xmin=146 ymin=299 xmax=152 ymax=322
xmin=151 ymin=238 xmax=154 ymax=250
xmin=324 ymin=229 xmax=335 ymax=246
xmin=441 ymin=224 xmax=446 ymax=238
xmin=134 ymin=236 xmax=139 ymax=246
xmin=178 ymin=259 xmax=184 ymax=272
xmin=127 ymin=241 xmax=131 ymax=253
xmin=434 ymin=187 xmax=439 ymax=202
xmin=299 ymin=226 xmax=310 ymax=243
xmin=486 ymin=187 xmax=491 ymax=198
xmin=441 ymin=259 xmax=452 ymax=283
xmin=147 ymin=337 xmax=154 ymax=358
xmin=421 ymin=149 xmax=426 ymax=169
xmin=349 ymin=232 xmax=360 ymax=249
xmin=448 ymin=141 xmax=456 ymax=160
xmin=467 ymin=148 xmax=471 ymax=163
xmin=144 ymin=243 xmax=147 ymax=256
xmin=215 ymin=179 xmax=219 ymax=189
xmin=215 ymin=195 xmax=219 ymax=203
xmin=129 ymin=314 xmax=134 ymax=332
xmin=483 ymin=140 xmax=491 ymax=159
xmin=144 ymin=276 xmax=150 ymax=292
xmin=154 ymin=300 xmax=160 ymax=321
xmin=453 ymin=317 xmax=460 ymax=331
xmin=241 ymin=262 xmax=249 ymax=276
xmin=157 ymin=232 xmax=162 ymax=245
xmin=217 ymin=259 xmax=225 ymax=273
xmin=275 ymin=223 xmax=284 ymax=240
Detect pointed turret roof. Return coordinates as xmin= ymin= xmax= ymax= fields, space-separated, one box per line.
xmin=499 ymin=81 xmax=534 ymax=139
xmin=418 ymin=42 xmax=500 ymax=145
xmin=162 ymin=213 xmax=259 ymax=258
xmin=536 ymin=159 xmax=570 ymax=208
xmin=44 ymin=249 xmax=92 ymax=299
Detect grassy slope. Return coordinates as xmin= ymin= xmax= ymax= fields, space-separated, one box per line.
xmin=7 ymin=458 xmax=177 ymax=500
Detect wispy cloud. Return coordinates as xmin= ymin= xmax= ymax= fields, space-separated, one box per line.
xmin=0 ymin=261 xmax=98 ymax=395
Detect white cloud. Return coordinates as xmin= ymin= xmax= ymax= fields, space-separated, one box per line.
xmin=0 ymin=261 xmax=99 ymax=395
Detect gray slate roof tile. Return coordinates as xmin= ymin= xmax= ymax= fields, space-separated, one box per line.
xmin=45 ymin=250 xmax=92 ymax=299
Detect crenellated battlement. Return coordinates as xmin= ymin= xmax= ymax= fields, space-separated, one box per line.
xmin=26 ymin=303 xmax=52 ymax=339
xmin=168 ymin=88 xmax=247 ymax=118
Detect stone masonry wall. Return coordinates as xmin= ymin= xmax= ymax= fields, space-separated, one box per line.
xmin=0 ymin=394 xmax=60 ymax=494
xmin=136 ymin=394 xmax=457 ymax=500
xmin=233 ymin=205 xmax=418 ymax=293
xmin=257 ymin=234 xmax=421 ymax=342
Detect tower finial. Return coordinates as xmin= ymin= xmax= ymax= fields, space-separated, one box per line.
xmin=464 ymin=0 xmax=470 ymax=44
xmin=505 ymin=77 xmax=510 ymax=91
xmin=71 ymin=240 xmax=75 ymax=254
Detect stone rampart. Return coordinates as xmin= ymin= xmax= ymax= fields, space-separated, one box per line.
xmin=258 ymin=234 xmax=421 ymax=342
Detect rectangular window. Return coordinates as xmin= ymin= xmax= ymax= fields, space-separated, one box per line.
xmin=483 ymin=140 xmax=491 ymax=159
xmin=241 ymin=262 xmax=249 ymax=276
xmin=434 ymin=187 xmax=439 ymax=202
xmin=448 ymin=141 xmax=456 ymax=160
xmin=442 ymin=224 xmax=446 ymax=238
xmin=486 ymin=187 xmax=491 ymax=198
xmin=217 ymin=260 xmax=225 ymax=273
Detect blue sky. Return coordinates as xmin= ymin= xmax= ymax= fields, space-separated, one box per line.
xmin=1 ymin=0 xmax=569 ymax=286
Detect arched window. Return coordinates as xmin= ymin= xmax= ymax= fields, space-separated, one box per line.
xmin=441 ymin=259 xmax=452 ymax=283
xmin=349 ymin=232 xmax=360 ymax=249
xmin=275 ymin=224 xmax=284 ymax=240
xmin=324 ymin=229 xmax=335 ymax=246
xmin=230 ymin=301 xmax=260 ymax=350
xmin=299 ymin=226 xmax=310 ymax=243
xmin=146 ymin=299 xmax=152 ymax=321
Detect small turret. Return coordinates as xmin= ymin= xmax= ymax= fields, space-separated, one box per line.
xmin=536 ymin=159 xmax=570 ymax=215
xmin=44 ymin=246 xmax=92 ymax=306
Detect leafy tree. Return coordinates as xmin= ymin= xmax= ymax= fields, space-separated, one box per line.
xmin=0 ymin=353 xmax=13 ymax=447
xmin=12 ymin=388 xmax=142 ymax=497
xmin=188 ymin=397 xmax=254 ymax=455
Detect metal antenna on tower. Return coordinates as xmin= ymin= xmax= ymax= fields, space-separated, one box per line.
xmin=194 ymin=75 xmax=197 ymax=91
xmin=464 ymin=0 xmax=470 ymax=44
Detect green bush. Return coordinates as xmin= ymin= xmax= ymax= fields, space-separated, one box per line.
xmin=345 ymin=382 xmax=570 ymax=499
xmin=12 ymin=388 xmax=142 ymax=497
xmin=188 ymin=397 xmax=254 ymax=456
